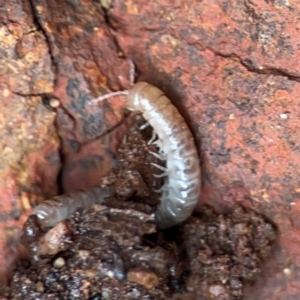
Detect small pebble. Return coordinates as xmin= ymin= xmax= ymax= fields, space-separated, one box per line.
xmin=283 ymin=268 xmax=291 ymax=276
xmin=38 ymin=221 xmax=70 ymax=256
xmin=127 ymin=268 xmax=159 ymax=289
xmin=53 ymin=257 xmax=65 ymax=268
xmin=230 ymin=278 xmax=242 ymax=290
xmin=78 ymin=250 xmax=91 ymax=260
xmin=49 ymin=98 xmax=60 ymax=108
xmin=36 ymin=281 xmax=44 ymax=292
xmin=279 ymin=113 xmax=288 ymax=119
xmin=234 ymin=223 xmax=248 ymax=235
xmin=209 ymin=284 xmax=226 ymax=296
xmin=83 ymin=269 xmax=97 ymax=279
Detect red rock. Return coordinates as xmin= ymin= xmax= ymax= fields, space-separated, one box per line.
xmin=2 ymin=0 xmax=300 ymax=298
xmin=0 ymin=1 xmax=60 ymax=284
xmin=29 ymin=0 xmax=133 ymax=192
xmin=110 ymin=0 xmax=300 ymax=297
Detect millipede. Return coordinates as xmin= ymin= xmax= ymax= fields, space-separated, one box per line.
xmin=32 ymin=60 xmax=201 ymax=229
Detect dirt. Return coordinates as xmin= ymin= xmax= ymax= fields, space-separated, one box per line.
xmin=183 ymin=206 xmax=277 ymax=299
xmin=9 ymin=207 xmax=172 ymax=300
xmin=2 ymin=115 xmax=277 ymax=299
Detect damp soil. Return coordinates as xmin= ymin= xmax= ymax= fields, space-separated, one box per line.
xmin=2 ymin=115 xmax=277 ymax=300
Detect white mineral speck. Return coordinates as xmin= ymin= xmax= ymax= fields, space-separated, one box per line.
xmin=280 ymin=114 xmax=288 ymax=119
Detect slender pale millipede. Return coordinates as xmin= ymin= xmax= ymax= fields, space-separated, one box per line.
xmin=31 ymin=186 xmax=114 ymax=228
xmin=31 ymin=60 xmax=201 ymax=229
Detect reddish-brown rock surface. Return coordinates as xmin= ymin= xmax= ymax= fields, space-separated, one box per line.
xmin=1 ymin=0 xmax=300 ymax=298
xmin=0 ymin=1 xmax=60 ymax=284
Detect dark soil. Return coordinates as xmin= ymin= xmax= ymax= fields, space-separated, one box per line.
xmin=182 ymin=206 xmax=277 ymax=300
xmin=2 ymin=115 xmax=277 ymax=300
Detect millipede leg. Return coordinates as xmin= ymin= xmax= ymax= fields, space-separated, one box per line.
xmin=149 ymin=151 xmax=165 ymax=160
xmin=139 ymin=122 xmax=150 ymax=130
xmin=148 ymin=131 xmax=158 ymax=145
xmin=151 ymin=163 xmax=168 ymax=178
xmin=153 ymin=185 xmax=166 ymax=193
xmin=89 ymin=90 xmax=129 ymax=105
xmin=153 ymin=172 xmax=168 ymax=178
xmin=151 ymin=163 xmax=167 ymax=172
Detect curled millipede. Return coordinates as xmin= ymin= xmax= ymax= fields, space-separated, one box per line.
xmin=31 ymin=186 xmax=114 ymax=228
xmin=90 ymin=62 xmax=201 ymax=229
xmin=31 ymin=61 xmax=201 ymax=230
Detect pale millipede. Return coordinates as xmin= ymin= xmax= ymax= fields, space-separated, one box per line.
xmin=31 ymin=60 xmax=201 ymax=229
xmin=31 ymin=186 xmax=114 ymax=228
xmin=89 ymin=61 xmax=201 ymax=229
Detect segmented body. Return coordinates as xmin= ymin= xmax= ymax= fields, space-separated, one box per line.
xmin=31 ymin=82 xmax=201 ymax=230
xmin=126 ymin=82 xmax=201 ymax=229
xmin=32 ymin=186 xmax=114 ymax=228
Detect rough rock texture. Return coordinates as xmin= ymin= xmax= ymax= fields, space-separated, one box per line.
xmin=30 ymin=0 xmax=133 ymax=192
xmin=1 ymin=0 xmax=300 ymax=298
xmin=107 ymin=1 xmax=300 ymax=298
xmin=0 ymin=1 xmax=60 ymax=284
